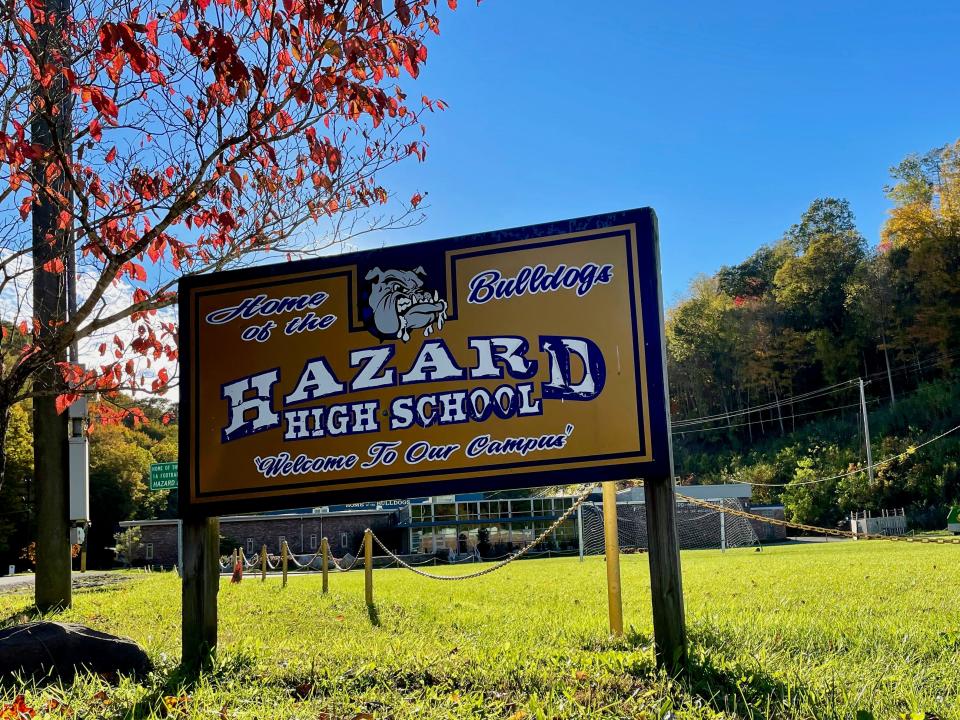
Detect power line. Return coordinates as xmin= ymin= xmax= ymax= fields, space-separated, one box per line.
xmin=672 ymin=399 xmax=877 ymax=435
xmin=707 ymin=420 xmax=960 ymax=488
xmin=671 ymin=348 xmax=960 ymax=430
xmin=866 ymin=347 xmax=960 ymax=383
xmin=672 ymin=381 xmax=853 ymax=428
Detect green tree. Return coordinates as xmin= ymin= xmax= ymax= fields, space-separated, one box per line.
xmin=0 ymin=404 xmax=33 ymax=566
xmin=666 ymin=275 xmax=737 ymax=419
xmin=716 ymin=241 xmax=792 ymax=300
xmin=87 ymin=425 xmax=155 ymax=567
xmin=882 ymin=140 xmax=960 ymax=363
xmin=773 ymin=198 xmax=866 ymax=335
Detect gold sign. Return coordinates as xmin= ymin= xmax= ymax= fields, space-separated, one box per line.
xmin=179 ymin=209 xmax=671 ymax=514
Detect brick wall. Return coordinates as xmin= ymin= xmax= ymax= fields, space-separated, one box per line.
xmin=126 ymin=511 xmax=401 ymax=567
xmin=747 ymin=506 xmax=787 ymax=542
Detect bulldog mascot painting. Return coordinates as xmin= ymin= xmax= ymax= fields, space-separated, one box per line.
xmin=365 ymin=266 xmax=448 ymax=341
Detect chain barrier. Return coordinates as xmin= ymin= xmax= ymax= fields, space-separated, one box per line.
xmin=286 ymin=543 xmax=324 ymax=570
xmin=675 ymin=492 xmax=960 ymax=545
xmin=330 ymin=541 xmax=366 ymax=572
xmin=220 ymin=540 xmax=370 ymax=573
xmin=368 ymin=483 xmax=597 ymax=581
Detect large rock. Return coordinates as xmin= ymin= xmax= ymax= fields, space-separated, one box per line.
xmin=0 ymin=622 xmax=152 ymax=683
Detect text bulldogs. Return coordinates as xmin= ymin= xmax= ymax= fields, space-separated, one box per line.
xmin=220 ymin=335 xmax=606 ymax=443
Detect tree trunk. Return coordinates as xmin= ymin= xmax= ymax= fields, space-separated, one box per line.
xmin=0 ymin=403 xmax=9 ymax=491
xmin=31 ymin=0 xmax=74 ymax=612
xmin=880 ymin=330 xmax=895 ymax=406
xmin=773 ymin=380 xmax=785 ymax=435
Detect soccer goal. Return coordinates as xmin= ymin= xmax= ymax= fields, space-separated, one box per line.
xmin=579 ymin=497 xmax=760 ymax=555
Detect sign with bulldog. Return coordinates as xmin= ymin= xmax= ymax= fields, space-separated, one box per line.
xmin=179 ymin=208 xmax=672 ymax=515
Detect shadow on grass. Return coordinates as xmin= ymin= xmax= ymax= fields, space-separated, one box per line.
xmin=0 ymin=603 xmax=44 ymax=629
xmin=119 ymin=651 xmax=259 ymax=719
xmin=678 ymin=627 xmax=808 ymax=718
xmin=366 ymin=603 xmax=380 ymax=627
xmin=577 ymin=626 xmax=655 ymax=655
xmin=580 ymin=624 xmax=808 ymax=717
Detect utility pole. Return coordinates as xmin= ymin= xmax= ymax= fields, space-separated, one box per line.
xmin=858 ymin=378 xmax=874 ymax=484
xmin=32 ymin=0 xmax=74 ymax=611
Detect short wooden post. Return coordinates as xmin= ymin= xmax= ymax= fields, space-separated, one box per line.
xmin=602 ymin=481 xmax=624 ymax=636
xmin=644 ymin=475 xmax=687 ymax=672
xmin=261 ymin=544 xmax=267 ymax=581
xmin=363 ymin=529 xmax=373 ymax=606
xmin=321 ymin=537 xmax=329 ymax=594
xmin=281 ymin=541 xmax=289 ymax=588
xmin=230 ymin=548 xmax=237 ymax=569
xmin=80 ymin=540 xmax=87 ymax=573
xmin=181 ymin=515 xmax=220 ymax=672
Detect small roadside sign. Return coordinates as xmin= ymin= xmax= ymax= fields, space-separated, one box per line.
xmin=150 ymin=462 xmax=178 ymax=491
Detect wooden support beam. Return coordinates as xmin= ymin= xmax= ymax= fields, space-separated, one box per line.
xmin=644 ymin=476 xmax=687 ymax=672
xmin=181 ymin=516 xmax=219 ymax=672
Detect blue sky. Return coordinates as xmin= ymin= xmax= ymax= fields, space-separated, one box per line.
xmin=359 ymin=0 xmax=960 ymax=303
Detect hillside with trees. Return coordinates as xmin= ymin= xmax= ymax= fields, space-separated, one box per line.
xmin=669 ymin=139 xmax=960 ymax=529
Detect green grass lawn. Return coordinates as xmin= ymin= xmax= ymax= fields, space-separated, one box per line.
xmin=2 ymin=541 xmax=958 ymax=719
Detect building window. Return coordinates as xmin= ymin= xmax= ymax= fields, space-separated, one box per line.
xmin=340 ymin=532 xmax=349 ymax=550
xmin=246 ymin=538 xmax=254 ymax=555
xmin=412 ymin=504 xmax=432 ymax=523
xmin=145 ymin=543 xmax=154 ymax=561
xmin=309 ymin=534 xmax=318 ymax=550
xmin=434 ymin=503 xmax=455 ymax=521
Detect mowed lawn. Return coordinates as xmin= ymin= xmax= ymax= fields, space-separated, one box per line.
xmin=2 ymin=541 xmax=959 ymax=719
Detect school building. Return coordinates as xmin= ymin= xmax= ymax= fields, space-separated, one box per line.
xmin=119 ymin=485 xmax=784 ymax=567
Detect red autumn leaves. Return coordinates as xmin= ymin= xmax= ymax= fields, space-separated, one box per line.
xmin=2 ymin=0 xmax=455 ymax=420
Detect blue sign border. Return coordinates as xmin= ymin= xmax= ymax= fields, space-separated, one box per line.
xmin=179 ymin=207 xmax=672 ymax=517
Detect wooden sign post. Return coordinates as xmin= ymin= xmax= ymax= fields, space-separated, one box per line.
xmin=644 ymin=475 xmax=687 ymax=670
xmin=181 ymin=516 xmax=219 ymax=671
xmin=178 ymin=208 xmax=686 ymax=673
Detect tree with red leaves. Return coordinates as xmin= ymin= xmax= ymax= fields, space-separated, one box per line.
xmin=0 ymin=0 xmax=456 ymax=609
